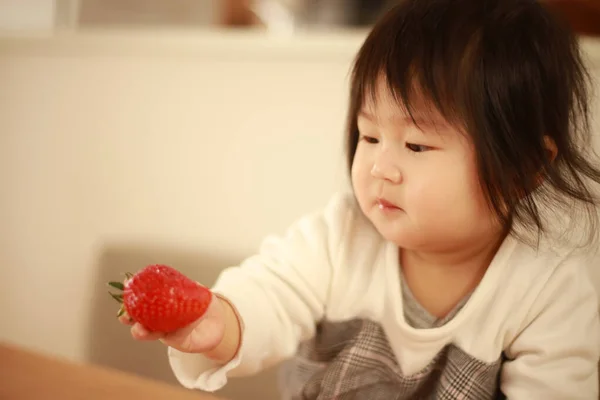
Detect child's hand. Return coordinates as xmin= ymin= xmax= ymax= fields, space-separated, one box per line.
xmin=117 ymin=295 xmax=227 ymax=355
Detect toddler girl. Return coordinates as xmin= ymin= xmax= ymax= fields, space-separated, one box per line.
xmin=120 ymin=0 xmax=600 ymax=398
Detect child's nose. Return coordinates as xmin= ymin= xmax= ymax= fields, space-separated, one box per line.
xmin=371 ymin=151 xmax=402 ymax=183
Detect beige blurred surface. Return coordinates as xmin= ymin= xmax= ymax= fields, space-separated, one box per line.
xmin=78 ymin=0 xmax=216 ymax=27
xmin=0 ymin=342 xmax=226 ymax=400
xmin=0 ymin=29 xmax=598 ymax=400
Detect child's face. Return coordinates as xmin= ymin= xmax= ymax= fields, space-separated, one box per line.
xmin=351 ymin=84 xmax=502 ymax=252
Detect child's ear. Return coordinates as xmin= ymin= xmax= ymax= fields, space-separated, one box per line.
xmin=533 ymin=136 xmax=558 ymax=188
xmin=515 ymin=136 xmax=558 ymax=199
xmin=543 ymin=135 xmax=558 ymax=163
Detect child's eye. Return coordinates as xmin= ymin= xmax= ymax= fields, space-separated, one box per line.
xmin=360 ymin=135 xmax=379 ymax=144
xmin=406 ymin=143 xmax=431 ymax=153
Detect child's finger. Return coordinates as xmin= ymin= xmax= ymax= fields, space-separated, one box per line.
xmin=118 ymin=311 xmax=134 ymax=326
xmin=130 ymin=323 xmax=164 ymax=341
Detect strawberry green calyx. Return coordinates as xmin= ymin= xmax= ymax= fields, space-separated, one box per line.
xmin=107 ymin=272 xmax=133 ymax=318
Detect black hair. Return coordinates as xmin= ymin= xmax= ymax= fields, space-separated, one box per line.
xmin=346 ymin=0 xmax=600 ymax=244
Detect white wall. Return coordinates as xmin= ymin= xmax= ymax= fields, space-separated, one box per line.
xmin=0 ymin=0 xmax=56 ymax=30
xmin=0 ymin=0 xmax=219 ymax=31
xmin=77 ymin=0 xmax=217 ymax=27
xmin=0 ymin=29 xmax=598 ymax=399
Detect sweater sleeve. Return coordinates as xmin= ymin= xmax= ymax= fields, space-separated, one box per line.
xmin=501 ymin=255 xmax=600 ymax=399
xmin=167 ymin=193 xmax=354 ymax=392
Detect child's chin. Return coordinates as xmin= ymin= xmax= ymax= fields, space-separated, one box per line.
xmin=373 ymin=223 xmax=412 ymax=246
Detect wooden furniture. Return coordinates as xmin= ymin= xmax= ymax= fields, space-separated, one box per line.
xmin=544 ymin=0 xmax=600 ymax=36
xmin=221 ymin=0 xmax=257 ymax=26
xmin=0 ymin=342 xmax=225 ymax=400
xmin=219 ymin=0 xmax=600 ymax=33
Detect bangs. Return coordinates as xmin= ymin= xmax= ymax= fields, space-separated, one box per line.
xmin=349 ymin=1 xmax=482 ymax=132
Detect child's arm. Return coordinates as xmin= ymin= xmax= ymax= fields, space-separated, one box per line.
xmin=501 ymin=258 xmax=600 ymax=399
xmin=167 ymin=193 xmax=354 ymax=391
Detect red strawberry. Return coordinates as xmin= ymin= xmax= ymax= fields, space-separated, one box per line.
xmin=108 ymin=264 xmax=212 ymax=333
